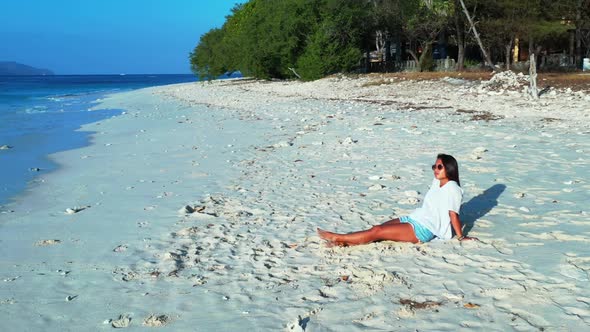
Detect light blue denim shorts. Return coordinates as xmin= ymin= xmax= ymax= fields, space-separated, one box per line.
xmin=400 ymin=216 xmax=435 ymax=243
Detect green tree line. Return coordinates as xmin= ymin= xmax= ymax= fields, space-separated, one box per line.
xmin=190 ymin=0 xmax=590 ymax=80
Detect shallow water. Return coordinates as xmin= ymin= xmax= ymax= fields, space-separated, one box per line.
xmin=0 ymin=75 xmax=198 ymax=206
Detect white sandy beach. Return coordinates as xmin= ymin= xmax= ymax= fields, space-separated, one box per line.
xmin=1 ymin=73 xmax=590 ymax=330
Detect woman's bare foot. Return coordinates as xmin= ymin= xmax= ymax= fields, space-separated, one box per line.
xmin=317 ymin=228 xmax=339 ymax=242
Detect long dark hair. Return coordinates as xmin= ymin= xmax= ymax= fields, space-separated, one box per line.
xmin=438 ymin=153 xmax=460 ymax=186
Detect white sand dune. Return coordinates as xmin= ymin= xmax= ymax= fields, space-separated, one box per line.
xmin=1 ymin=74 xmax=589 ymax=330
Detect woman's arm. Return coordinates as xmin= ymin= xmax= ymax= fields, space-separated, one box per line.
xmin=449 ymin=211 xmax=478 ymax=241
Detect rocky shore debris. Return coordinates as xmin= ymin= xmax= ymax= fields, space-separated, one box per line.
xmin=481 ymin=70 xmax=528 ymax=90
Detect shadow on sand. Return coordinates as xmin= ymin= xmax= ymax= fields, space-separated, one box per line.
xmin=461 ymin=184 xmax=506 ymax=235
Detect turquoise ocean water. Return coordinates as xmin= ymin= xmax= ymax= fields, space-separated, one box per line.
xmin=0 ymin=74 xmax=203 ymax=207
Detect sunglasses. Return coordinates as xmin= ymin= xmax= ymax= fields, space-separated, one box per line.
xmin=432 ymin=164 xmax=444 ymax=171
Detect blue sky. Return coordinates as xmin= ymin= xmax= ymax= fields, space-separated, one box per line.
xmin=0 ymin=0 xmax=243 ymax=74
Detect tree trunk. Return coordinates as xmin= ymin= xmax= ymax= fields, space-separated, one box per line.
xmin=529 ymin=53 xmax=538 ymax=99
xmin=454 ymin=0 xmax=465 ymax=71
xmin=376 ymin=30 xmax=384 ymax=60
xmin=505 ymin=37 xmax=513 ymax=71
xmin=406 ymin=49 xmax=420 ymax=71
xmin=458 ymin=0 xmax=495 ymax=71
xmin=513 ymin=37 xmax=520 ymax=64
xmin=575 ymin=3 xmax=582 ymax=69
xmin=418 ymin=43 xmax=433 ymax=72
xmin=457 ymin=41 xmax=465 ymax=71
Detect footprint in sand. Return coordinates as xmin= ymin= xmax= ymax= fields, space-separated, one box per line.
xmin=110 ymin=314 xmax=132 ymax=328
xmin=143 ymin=314 xmax=170 ymax=327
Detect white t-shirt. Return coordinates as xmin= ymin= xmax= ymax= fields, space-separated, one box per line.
xmin=409 ymin=178 xmax=463 ymax=240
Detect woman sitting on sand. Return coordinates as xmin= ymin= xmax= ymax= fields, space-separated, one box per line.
xmin=317 ymin=154 xmax=477 ymax=245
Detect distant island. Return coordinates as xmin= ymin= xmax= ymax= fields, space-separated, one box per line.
xmin=0 ymin=61 xmax=54 ymax=76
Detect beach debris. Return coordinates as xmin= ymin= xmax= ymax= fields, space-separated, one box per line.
xmin=65 ymin=206 xmax=89 ymax=214
xmin=113 ymin=244 xmax=128 ymax=252
xmin=470 ymin=147 xmax=488 ymax=160
xmin=340 ymin=137 xmax=357 ymax=145
xmin=121 ymin=271 xmax=139 ymax=282
xmin=481 ymin=70 xmax=527 ymax=90
xmin=340 ymin=275 xmax=350 ymax=282
xmin=179 ymin=205 xmax=206 ymax=214
xmin=0 ymin=297 xmax=16 ymax=304
xmin=368 ymin=184 xmax=385 ymax=191
xmin=0 ymin=298 xmax=16 ymax=305
xmin=538 ymin=85 xmax=551 ymax=97
xmin=0 ymin=145 xmax=12 ymax=150
xmin=473 ymin=147 xmax=488 ymax=154
xmin=34 ymin=239 xmax=61 ymax=246
xmin=3 ymin=276 xmax=21 ymax=282
xmin=113 ymin=267 xmax=139 ymax=282
xmin=382 ymin=174 xmax=401 ymax=180
xmin=111 ymin=314 xmax=132 ymax=328
xmin=143 ymin=314 xmax=170 ymax=327
xmin=180 ymin=205 xmax=195 ymax=214
xmin=514 ymin=192 xmax=526 ymax=198
xmin=65 ymin=295 xmax=77 ymax=302
xmin=192 ymin=275 xmax=207 ymax=286
xmin=273 ymin=141 xmax=293 ymax=148
xmin=458 ymin=109 xmax=504 ymax=122
xmin=464 ymin=302 xmax=480 ymax=309
xmin=57 ymin=269 xmax=70 ymax=276
xmin=399 ymin=298 xmax=442 ymax=310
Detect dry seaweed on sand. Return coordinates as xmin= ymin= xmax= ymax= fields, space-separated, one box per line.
xmin=399 ymin=298 xmax=442 ymax=310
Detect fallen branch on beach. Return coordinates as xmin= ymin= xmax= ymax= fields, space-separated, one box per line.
xmin=288 ymin=67 xmax=301 ymax=79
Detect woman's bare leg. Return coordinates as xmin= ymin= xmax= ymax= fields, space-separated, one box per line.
xmin=317 ymin=223 xmax=419 ymax=246
xmin=380 ymin=218 xmax=401 ymax=226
